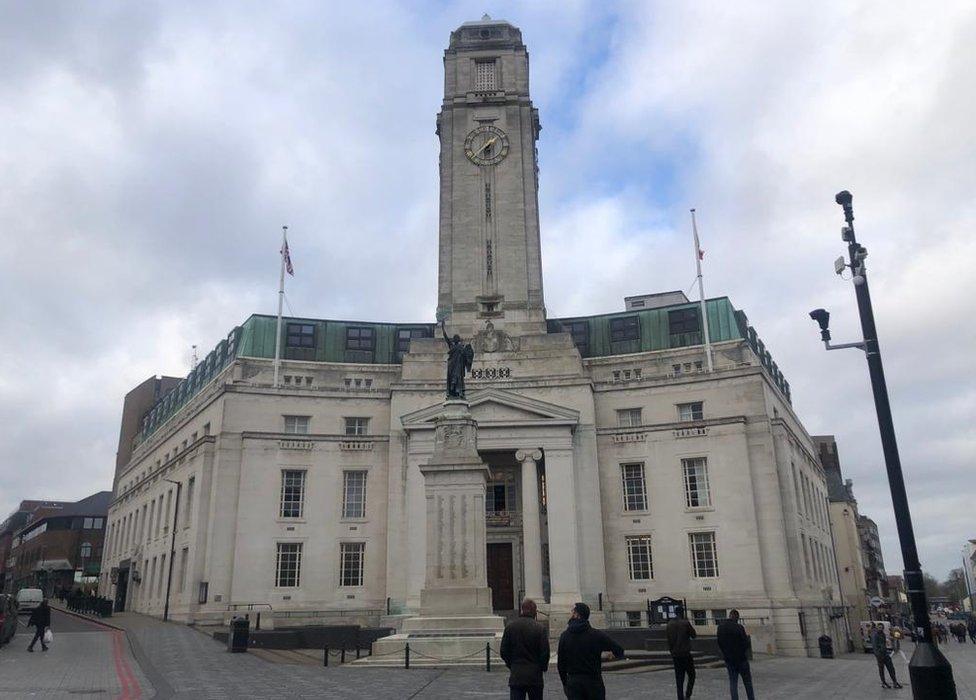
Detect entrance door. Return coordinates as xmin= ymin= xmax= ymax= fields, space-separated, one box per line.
xmin=486 ymin=543 xmax=514 ymax=611
xmin=114 ymin=570 xmax=128 ymax=612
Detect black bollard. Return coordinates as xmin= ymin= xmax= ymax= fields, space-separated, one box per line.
xmin=323 ymin=645 xmax=329 ymax=667
xmin=486 ymin=642 xmax=491 ymax=672
xmin=405 ymin=643 xmax=410 ymax=669
xmin=341 ymin=648 xmax=346 ymax=664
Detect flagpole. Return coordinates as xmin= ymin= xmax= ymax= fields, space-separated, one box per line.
xmin=273 ymin=225 xmax=287 ymax=388
xmin=691 ymin=209 xmax=714 ymax=372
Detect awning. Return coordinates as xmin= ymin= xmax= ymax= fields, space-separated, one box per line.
xmin=33 ymin=559 xmax=72 ymax=572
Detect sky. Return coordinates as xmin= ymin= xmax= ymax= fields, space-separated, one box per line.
xmin=0 ymin=1 xmax=973 ymax=579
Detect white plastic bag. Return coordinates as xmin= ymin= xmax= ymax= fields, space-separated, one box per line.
xmin=43 ymin=629 xmax=53 ymax=645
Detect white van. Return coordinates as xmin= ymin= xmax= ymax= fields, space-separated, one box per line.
xmin=15 ymin=588 xmax=43 ymax=614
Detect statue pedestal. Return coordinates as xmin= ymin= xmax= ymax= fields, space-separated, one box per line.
xmin=368 ymin=400 xmax=504 ymax=665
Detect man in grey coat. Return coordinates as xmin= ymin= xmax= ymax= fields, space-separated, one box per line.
xmin=500 ymin=599 xmax=550 ymax=700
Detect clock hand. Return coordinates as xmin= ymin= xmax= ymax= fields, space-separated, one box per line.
xmin=474 ymin=137 xmax=497 ymax=158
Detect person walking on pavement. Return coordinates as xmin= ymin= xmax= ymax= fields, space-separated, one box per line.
xmin=500 ymin=598 xmax=551 ymax=700
xmin=871 ymin=623 xmax=902 ymax=689
xmin=26 ymin=598 xmax=51 ymax=652
xmin=716 ymin=609 xmax=755 ymax=700
xmin=556 ymin=602 xmax=624 ymax=700
xmin=666 ymin=607 xmax=697 ymax=700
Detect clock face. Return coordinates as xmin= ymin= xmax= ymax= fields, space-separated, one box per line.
xmin=464 ymin=125 xmax=510 ymax=166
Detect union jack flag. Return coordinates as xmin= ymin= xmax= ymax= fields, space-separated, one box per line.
xmin=282 ymin=237 xmax=294 ymax=276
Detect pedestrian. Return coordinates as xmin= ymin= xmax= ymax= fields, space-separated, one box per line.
xmin=967 ymin=618 xmax=976 ymax=644
xmin=27 ymin=598 xmax=51 ymax=652
xmin=500 ymin=598 xmax=550 ymax=700
xmin=871 ymin=623 xmax=901 ymax=689
xmin=666 ymin=607 xmax=697 ymax=700
xmin=716 ymin=609 xmax=755 ymax=700
xmin=556 ymin=602 xmax=624 ymax=700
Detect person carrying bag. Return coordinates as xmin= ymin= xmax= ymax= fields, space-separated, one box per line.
xmin=27 ymin=598 xmax=52 ymax=652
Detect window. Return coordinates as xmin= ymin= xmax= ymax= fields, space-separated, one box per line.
xmin=691 ymin=610 xmax=707 ymax=626
xmin=617 ymin=408 xmax=642 ymax=428
xmin=677 ymin=402 xmax=704 ymax=421
xmin=396 ymin=327 xmax=432 ymax=356
xmin=157 ymin=554 xmax=166 ymax=597
xmin=668 ymin=308 xmax=700 ymax=336
xmin=711 ymin=609 xmax=728 ymax=623
xmin=689 ymin=532 xmax=719 ymax=578
xmin=279 ymin=470 xmax=306 ymax=519
xmin=474 ymin=59 xmax=497 ymax=91
xmin=184 ymin=477 xmax=194 ymax=528
xmin=486 ymin=482 xmax=510 ymax=512
xmin=626 ymin=611 xmax=643 ymax=627
xmin=83 ymin=517 xmax=94 ymax=529
xmin=179 ymin=547 xmax=189 ymax=592
xmin=340 ymin=542 xmax=365 ymax=586
xmin=620 ymin=463 xmax=648 ymax=512
xmin=286 ymin=323 xmax=315 ymax=349
xmin=626 ymin=535 xmax=653 ymax=580
xmin=610 ymin=315 xmax=639 ymax=342
xmin=345 ymin=326 xmax=374 ymax=350
xmin=564 ymin=320 xmax=590 ymax=355
xmin=682 ymin=458 xmax=711 ymax=508
xmin=283 ymin=415 xmax=310 ymax=434
xmin=342 ymin=471 xmax=367 ymax=519
xmin=80 ymin=542 xmax=92 ymax=558
xmin=344 ymin=417 xmax=370 ymax=436
xmin=275 ymin=543 xmax=302 ymax=587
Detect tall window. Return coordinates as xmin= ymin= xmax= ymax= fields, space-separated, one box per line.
xmin=689 ymin=532 xmax=719 ymax=578
xmin=474 ymin=59 xmax=497 ymax=91
xmin=682 ymin=458 xmax=711 ymax=508
xmin=286 ymin=323 xmax=315 ymax=349
xmin=80 ymin=542 xmax=92 ymax=558
xmin=179 ymin=547 xmax=189 ymax=592
xmin=340 ymin=543 xmax=365 ymax=586
xmin=157 ymin=554 xmax=166 ymax=597
xmin=564 ymin=320 xmax=590 ymax=356
xmin=342 ymin=471 xmax=367 ymax=519
xmin=610 ymin=315 xmax=639 ymax=342
xmin=620 ymin=463 xmax=648 ymax=512
xmin=275 ymin=543 xmax=302 ymax=587
xmin=677 ymin=402 xmax=704 ymax=421
xmin=279 ymin=470 xmax=307 ymax=518
xmin=345 ymin=326 xmax=374 ymax=350
xmin=617 ymin=408 xmax=642 ymax=428
xmin=184 ymin=477 xmax=195 ymax=528
xmin=284 ymin=415 xmax=310 ymax=435
xmin=344 ymin=417 xmax=370 ymax=436
xmin=626 ymin=535 xmax=654 ymax=580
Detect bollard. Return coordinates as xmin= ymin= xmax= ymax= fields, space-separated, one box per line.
xmin=255 ymin=612 xmax=261 ymax=630
xmin=598 ymin=592 xmax=603 ymax=611
xmin=405 ymin=643 xmax=410 ymax=669
xmin=486 ymin=642 xmax=491 ymax=672
xmin=341 ymin=648 xmax=346 ymax=664
xmin=356 ymin=647 xmax=361 ymax=659
xmin=324 ymin=645 xmax=329 ymax=667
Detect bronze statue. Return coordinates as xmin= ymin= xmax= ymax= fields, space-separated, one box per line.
xmin=440 ymin=319 xmax=474 ymax=399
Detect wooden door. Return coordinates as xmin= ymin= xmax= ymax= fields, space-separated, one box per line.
xmin=486 ymin=543 xmax=514 ymax=610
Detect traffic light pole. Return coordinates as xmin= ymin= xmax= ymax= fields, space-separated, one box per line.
xmin=834 ymin=191 xmax=955 ymax=699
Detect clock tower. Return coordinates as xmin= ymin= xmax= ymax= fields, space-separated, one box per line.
xmin=436 ymin=17 xmax=544 ymax=336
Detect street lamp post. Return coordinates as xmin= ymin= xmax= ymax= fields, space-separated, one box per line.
xmin=162 ymin=479 xmax=182 ymax=622
xmin=809 ymin=190 xmax=956 ymax=699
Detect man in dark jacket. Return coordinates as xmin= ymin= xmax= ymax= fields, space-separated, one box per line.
xmin=27 ymin=598 xmax=51 ymax=652
xmin=557 ymin=602 xmax=624 ymax=699
xmin=716 ymin=610 xmax=755 ymax=700
xmin=871 ymin=624 xmax=902 ymax=689
xmin=666 ymin=607 xmax=696 ymax=700
xmin=500 ymin=598 xmax=550 ymax=700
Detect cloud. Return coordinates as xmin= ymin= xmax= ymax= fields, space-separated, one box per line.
xmin=0 ymin=1 xmax=973 ymax=580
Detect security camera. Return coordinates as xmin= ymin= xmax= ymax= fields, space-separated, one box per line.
xmin=834 ymin=256 xmax=846 ymax=275
xmin=809 ymin=308 xmax=831 ymax=342
xmin=835 ymin=190 xmax=853 ymax=207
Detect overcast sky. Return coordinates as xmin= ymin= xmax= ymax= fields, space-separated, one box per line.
xmin=1 ymin=1 xmax=973 ymax=579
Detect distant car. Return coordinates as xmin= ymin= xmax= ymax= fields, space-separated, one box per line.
xmin=15 ymin=588 xmax=43 ymax=615
xmin=0 ymin=594 xmax=18 ymax=645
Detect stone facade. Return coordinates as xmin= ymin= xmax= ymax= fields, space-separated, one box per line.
xmin=97 ymin=17 xmax=848 ymax=657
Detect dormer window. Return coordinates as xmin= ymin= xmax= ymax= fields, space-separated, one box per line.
xmin=475 ymin=60 xmax=497 ymax=91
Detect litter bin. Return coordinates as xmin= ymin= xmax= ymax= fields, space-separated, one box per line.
xmin=818 ymin=634 xmax=834 ymax=659
xmin=228 ymin=616 xmax=250 ymax=653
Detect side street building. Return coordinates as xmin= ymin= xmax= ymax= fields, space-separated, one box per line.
xmin=98 ymin=16 xmax=847 ymax=656
xmin=5 ymin=492 xmax=111 ymax=594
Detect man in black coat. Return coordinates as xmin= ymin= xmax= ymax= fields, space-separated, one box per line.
xmin=500 ymin=598 xmax=550 ymax=700
xmin=666 ymin=607 xmax=697 ymax=699
xmin=556 ymin=602 xmax=624 ymax=700
xmin=716 ymin=609 xmax=755 ymax=700
xmin=27 ymin=598 xmax=51 ymax=652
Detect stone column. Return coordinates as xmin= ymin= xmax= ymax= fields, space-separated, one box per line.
xmin=543 ymin=447 xmax=582 ymax=607
xmin=516 ymin=449 xmax=544 ymax=602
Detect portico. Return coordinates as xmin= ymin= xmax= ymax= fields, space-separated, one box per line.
xmin=399 ymin=389 xmax=582 ymax=614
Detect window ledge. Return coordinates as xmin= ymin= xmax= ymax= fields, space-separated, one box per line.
xmin=277 ymin=518 xmax=307 ymax=524
xmin=685 ymin=507 xmax=715 ymax=513
xmin=340 ymin=518 xmax=368 ymax=524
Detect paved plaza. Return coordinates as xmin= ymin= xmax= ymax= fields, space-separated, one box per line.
xmin=2 ymin=608 xmax=975 ymax=698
